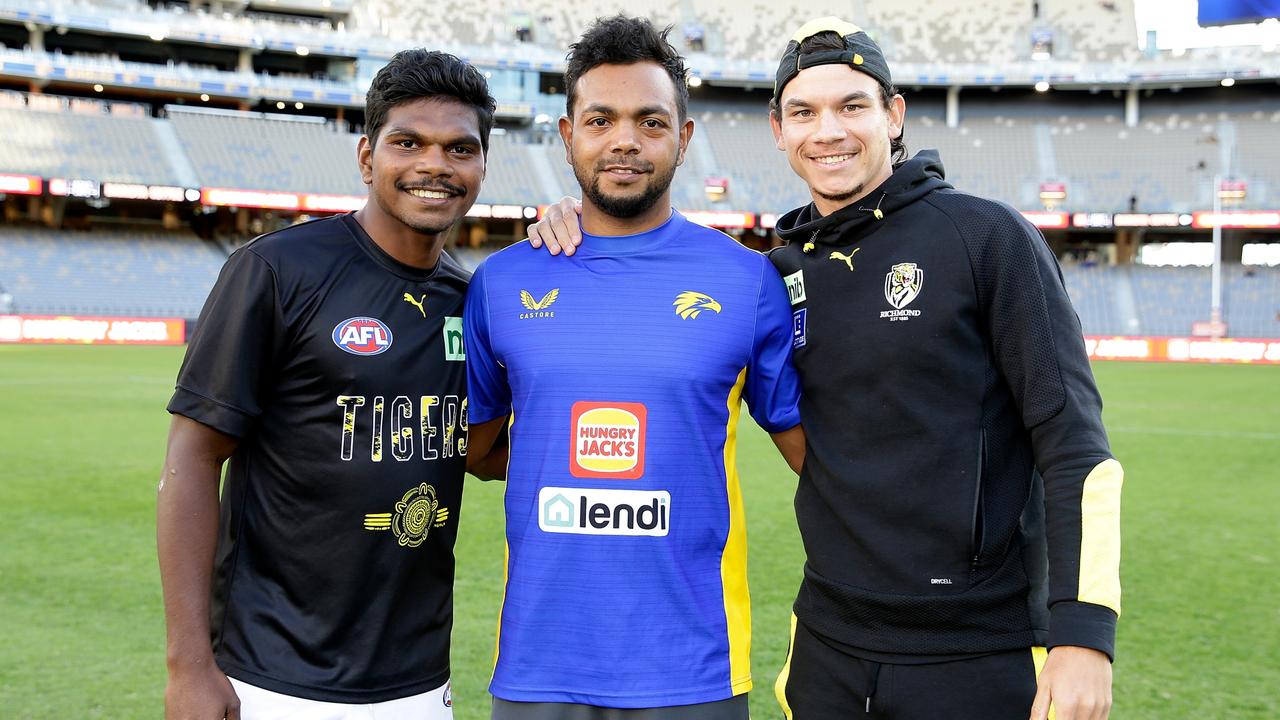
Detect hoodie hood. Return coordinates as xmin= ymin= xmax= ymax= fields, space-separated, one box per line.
xmin=775 ymin=149 xmax=951 ymax=247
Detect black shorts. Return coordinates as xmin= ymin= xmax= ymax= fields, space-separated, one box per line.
xmin=774 ymin=616 xmax=1046 ymax=720
xmin=491 ymin=694 xmax=747 ymax=720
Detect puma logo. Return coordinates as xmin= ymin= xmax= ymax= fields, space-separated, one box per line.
xmin=403 ymin=293 xmax=427 ymax=317
xmin=829 ymin=248 xmax=860 ymax=271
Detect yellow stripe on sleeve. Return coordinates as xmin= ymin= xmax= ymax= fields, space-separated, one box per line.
xmin=774 ymin=613 xmax=799 ymax=720
xmin=1031 ymin=646 xmax=1056 ymax=720
xmin=1078 ymin=459 xmax=1123 ymax=615
xmin=720 ymin=368 xmax=753 ymax=694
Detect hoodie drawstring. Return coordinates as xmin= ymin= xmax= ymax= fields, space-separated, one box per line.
xmin=858 ymin=191 xmax=887 ymax=221
xmin=802 ymin=230 xmax=819 ymax=254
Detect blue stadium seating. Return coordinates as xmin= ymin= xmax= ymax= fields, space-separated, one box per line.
xmin=0 ymin=227 xmax=228 ymax=318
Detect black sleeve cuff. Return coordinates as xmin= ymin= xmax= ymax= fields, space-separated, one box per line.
xmin=1048 ymin=601 xmax=1118 ymax=661
xmin=167 ymin=386 xmax=254 ymax=439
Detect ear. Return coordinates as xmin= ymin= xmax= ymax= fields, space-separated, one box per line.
xmin=769 ymin=111 xmax=786 ymax=152
xmin=675 ymin=117 xmax=695 ymax=166
xmin=558 ymin=115 xmax=574 ymax=165
xmin=357 ymin=135 xmax=373 ymax=185
xmin=888 ymin=94 xmax=906 ymax=140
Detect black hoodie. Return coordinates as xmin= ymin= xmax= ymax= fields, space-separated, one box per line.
xmin=770 ymin=150 xmax=1122 ymax=659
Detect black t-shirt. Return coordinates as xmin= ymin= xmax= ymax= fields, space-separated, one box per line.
xmin=168 ymin=214 xmax=470 ymax=702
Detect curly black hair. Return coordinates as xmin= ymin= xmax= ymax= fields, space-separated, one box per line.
xmin=365 ymin=48 xmax=497 ymax=154
xmin=564 ymin=15 xmax=689 ymax=121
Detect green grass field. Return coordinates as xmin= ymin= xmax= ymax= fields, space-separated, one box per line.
xmin=1 ymin=345 xmax=1277 ymax=718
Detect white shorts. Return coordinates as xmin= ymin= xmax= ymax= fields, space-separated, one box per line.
xmin=229 ymin=677 xmax=454 ymax=720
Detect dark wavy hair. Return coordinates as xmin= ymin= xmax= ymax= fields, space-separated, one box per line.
xmin=365 ymin=48 xmax=497 ymax=153
xmin=564 ymin=15 xmax=689 ymax=121
xmin=770 ymin=31 xmax=907 ymax=165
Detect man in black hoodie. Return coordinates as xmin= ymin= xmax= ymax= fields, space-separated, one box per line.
xmin=764 ymin=17 xmax=1120 ymax=720
xmin=526 ymin=16 xmax=1121 ymax=720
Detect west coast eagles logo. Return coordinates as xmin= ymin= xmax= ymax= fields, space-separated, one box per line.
xmin=519 ymin=288 xmax=559 ymax=319
xmin=673 ymin=291 xmax=722 ymax=319
xmin=884 ymin=263 xmax=923 ymax=309
xmin=363 ymin=483 xmax=450 ymax=547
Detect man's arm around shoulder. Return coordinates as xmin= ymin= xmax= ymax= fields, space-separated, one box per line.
xmin=770 ymin=424 xmax=805 ymax=475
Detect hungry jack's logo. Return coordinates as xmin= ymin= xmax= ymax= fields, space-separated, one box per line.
xmin=570 ymin=401 xmax=647 ymax=479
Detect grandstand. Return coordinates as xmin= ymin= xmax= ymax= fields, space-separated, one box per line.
xmin=0 ymin=226 xmax=226 ymax=318
xmin=0 ymin=91 xmax=1274 ymax=213
xmin=0 ymin=0 xmax=1276 ymax=341
xmin=168 ymin=107 xmax=362 ymax=195
xmin=0 ymin=94 xmax=181 ymax=186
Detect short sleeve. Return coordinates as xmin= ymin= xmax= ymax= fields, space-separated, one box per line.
xmin=463 ymin=263 xmax=511 ymax=424
xmin=743 ymin=260 xmax=802 ymax=432
xmin=167 ymin=248 xmax=285 ymax=438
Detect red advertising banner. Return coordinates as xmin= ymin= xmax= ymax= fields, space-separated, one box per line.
xmin=1084 ymin=335 xmax=1280 ymax=365
xmin=1021 ymin=211 xmax=1070 ymax=229
xmin=0 ymin=315 xmax=185 ymax=345
xmin=0 ymin=173 xmax=42 ymax=195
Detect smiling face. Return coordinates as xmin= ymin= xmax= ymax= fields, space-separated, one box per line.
xmin=358 ymin=96 xmax=485 ymax=238
xmin=559 ymin=61 xmax=693 ymax=231
xmin=770 ymin=63 xmax=905 ymax=216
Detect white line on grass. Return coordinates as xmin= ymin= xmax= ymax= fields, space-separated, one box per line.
xmin=1109 ymin=426 xmax=1280 ymax=441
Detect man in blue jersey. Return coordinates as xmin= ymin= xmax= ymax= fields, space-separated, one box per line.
xmin=465 ymin=15 xmax=805 ymax=720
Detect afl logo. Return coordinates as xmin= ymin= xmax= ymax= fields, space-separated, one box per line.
xmin=332 ymin=317 xmax=393 ymax=355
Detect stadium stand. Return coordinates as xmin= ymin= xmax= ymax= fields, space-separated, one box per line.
xmin=694 ymin=102 xmax=808 ymax=212
xmin=1225 ymin=265 xmax=1280 ymax=338
xmin=0 ymin=226 xmax=228 ymax=318
xmin=1128 ymin=264 xmax=1211 ymax=336
xmin=1233 ymin=110 xmax=1280 ymax=207
xmin=1053 ymin=112 xmax=1218 ymax=213
xmin=1038 ymin=0 xmax=1140 ymax=63
xmin=0 ymin=89 xmax=1274 ymax=213
xmin=343 ymin=0 xmax=1137 ymax=64
xmin=1062 ymin=264 xmax=1134 ymax=336
xmin=167 ymin=107 xmax=364 ymax=195
xmin=0 ymin=95 xmax=181 ymax=186
xmin=1062 ymin=264 xmax=1280 ymax=338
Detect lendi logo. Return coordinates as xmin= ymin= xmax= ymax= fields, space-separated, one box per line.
xmin=538 ymin=487 xmax=670 ymax=537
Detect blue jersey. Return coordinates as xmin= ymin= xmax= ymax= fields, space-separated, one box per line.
xmin=465 ymin=211 xmax=801 ymax=707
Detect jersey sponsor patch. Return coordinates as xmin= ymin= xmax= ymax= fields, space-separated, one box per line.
xmin=442 ymin=316 xmax=465 ymax=361
xmin=783 ymin=270 xmax=807 ymax=305
xmin=792 ymin=308 xmax=808 ymax=348
xmin=570 ymin=401 xmax=647 ymax=479
xmin=538 ymin=486 xmax=670 ymax=537
xmin=332 ymin=316 xmax=393 ymax=355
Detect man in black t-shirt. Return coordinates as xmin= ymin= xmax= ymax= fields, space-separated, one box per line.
xmin=157 ymin=49 xmax=498 ymax=720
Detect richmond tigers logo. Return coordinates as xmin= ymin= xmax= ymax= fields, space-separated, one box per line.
xmin=884 ymin=263 xmax=923 ymax=309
